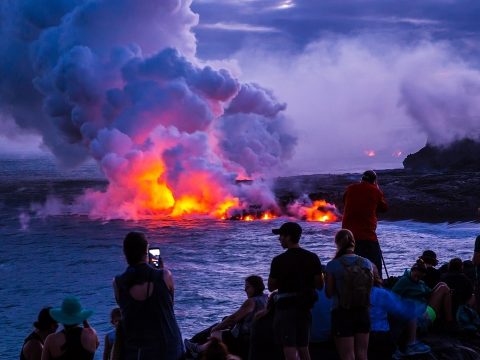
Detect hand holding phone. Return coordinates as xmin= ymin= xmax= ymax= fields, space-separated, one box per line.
xmin=148 ymin=247 xmax=162 ymax=269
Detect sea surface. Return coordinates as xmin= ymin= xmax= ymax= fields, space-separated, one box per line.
xmin=0 ymin=156 xmax=478 ymax=359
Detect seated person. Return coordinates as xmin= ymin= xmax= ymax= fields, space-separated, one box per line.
xmin=201 ymin=338 xmax=240 ymax=360
xmin=462 ymin=260 xmax=475 ymax=285
xmin=441 ymin=258 xmax=475 ymax=315
xmin=309 ymin=288 xmax=338 ymax=360
xmin=41 ymin=297 xmax=99 ymax=360
xmin=249 ymin=293 xmax=283 ymax=360
xmin=369 ymin=267 xmax=429 ymax=358
xmin=103 ymin=307 xmax=121 ymax=360
xmin=185 ymin=275 xmax=268 ymax=358
xmin=20 ymin=307 xmax=58 ymax=360
xmin=392 ymin=259 xmax=453 ymax=328
xmin=420 ymin=250 xmax=441 ymax=289
xmin=310 ymin=287 xmax=332 ymax=343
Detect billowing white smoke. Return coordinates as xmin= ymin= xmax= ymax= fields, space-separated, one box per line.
xmin=234 ymin=37 xmax=480 ymax=173
xmin=0 ymin=0 xmax=296 ymax=219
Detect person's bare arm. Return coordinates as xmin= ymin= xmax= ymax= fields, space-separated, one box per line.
xmin=325 ymin=273 xmax=335 ymax=299
xmin=268 ymin=277 xmax=278 ymax=292
xmin=23 ymin=339 xmax=43 ymax=360
xmin=103 ymin=334 xmax=111 ymax=360
xmin=163 ymin=269 xmax=175 ymax=302
xmin=81 ymin=327 xmax=99 ymax=353
xmin=315 ymin=273 xmax=324 ymax=290
xmin=41 ymin=335 xmax=53 ymax=360
xmin=211 ymin=298 xmax=255 ymax=332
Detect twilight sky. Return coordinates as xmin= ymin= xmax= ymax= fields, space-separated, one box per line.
xmin=192 ymin=0 xmax=480 ymax=173
xmin=1 ymin=0 xmax=480 ymax=174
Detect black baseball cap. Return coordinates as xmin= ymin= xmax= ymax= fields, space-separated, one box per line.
xmin=272 ymin=222 xmax=302 ymax=238
xmin=420 ymin=250 xmax=438 ymax=266
xmin=362 ymin=170 xmax=377 ymax=183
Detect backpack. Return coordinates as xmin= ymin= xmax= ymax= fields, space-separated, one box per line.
xmin=338 ymin=257 xmax=373 ymax=309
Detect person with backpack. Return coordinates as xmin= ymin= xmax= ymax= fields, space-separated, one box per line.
xmin=326 ymin=229 xmax=373 ymax=360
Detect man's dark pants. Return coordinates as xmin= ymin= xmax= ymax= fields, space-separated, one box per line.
xmin=354 ymin=240 xmax=383 ymax=278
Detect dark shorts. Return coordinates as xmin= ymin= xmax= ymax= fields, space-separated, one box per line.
xmin=331 ymin=307 xmax=370 ymax=338
xmin=274 ymin=306 xmax=312 ymax=347
xmin=355 ymin=240 xmax=383 ymax=278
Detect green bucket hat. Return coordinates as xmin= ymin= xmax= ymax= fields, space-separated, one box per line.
xmin=49 ymin=297 xmax=93 ymax=325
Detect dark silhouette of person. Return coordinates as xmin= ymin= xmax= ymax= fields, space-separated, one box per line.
xmin=342 ymin=170 xmax=387 ymax=277
xmin=113 ymin=231 xmax=183 ymax=360
xmin=20 ymin=307 xmax=58 ymax=360
xmin=268 ymin=222 xmax=324 ymax=360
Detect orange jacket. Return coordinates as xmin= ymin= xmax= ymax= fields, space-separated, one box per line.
xmin=342 ymin=182 xmax=387 ymax=242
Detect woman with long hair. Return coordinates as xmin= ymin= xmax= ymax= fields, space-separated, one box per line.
xmin=325 ymin=229 xmax=373 ymax=360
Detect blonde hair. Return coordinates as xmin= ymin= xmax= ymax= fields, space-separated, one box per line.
xmin=334 ymin=229 xmax=355 ymax=259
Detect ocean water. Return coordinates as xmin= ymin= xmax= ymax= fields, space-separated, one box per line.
xmin=0 ymin=156 xmax=478 ymax=359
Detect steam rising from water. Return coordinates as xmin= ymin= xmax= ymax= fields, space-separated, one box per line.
xmin=0 ymin=0 xmax=296 ymax=219
xmin=235 ymin=37 xmax=480 ymax=173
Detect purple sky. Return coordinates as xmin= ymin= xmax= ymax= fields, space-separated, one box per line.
xmin=1 ymin=0 xmax=480 ymax=174
xmin=191 ymin=0 xmax=480 ymax=173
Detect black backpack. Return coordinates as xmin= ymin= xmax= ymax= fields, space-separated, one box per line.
xmin=339 ymin=257 xmax=373 ymax=309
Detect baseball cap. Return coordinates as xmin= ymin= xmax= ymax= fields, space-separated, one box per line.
xmin=420 ymin=250 xmax=438 ymax=266
xmin=362 ymin=170 xmax=377 ymax=183
xmin=272 ymin=222 xmax=302 ymax=238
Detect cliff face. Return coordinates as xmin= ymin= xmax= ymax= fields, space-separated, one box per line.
xmin=403 ymin=139 xmax=480 ymax=172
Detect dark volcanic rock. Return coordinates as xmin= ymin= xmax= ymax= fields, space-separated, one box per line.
xmin=273 ymin=169 xmax=480 ymax=223
xmin=404 ymin=139 xmax=480 ymax=172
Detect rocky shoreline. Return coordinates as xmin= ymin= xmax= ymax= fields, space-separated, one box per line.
xmin=274 ymin=169 xmax=480 ymax=223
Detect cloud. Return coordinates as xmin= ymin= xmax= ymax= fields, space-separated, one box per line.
xmin=192 ymin=0 xmax=480 ymax=59
xmin=233 ymin=35 xmax=480 ymax=173
xmin=0 ymin=0 xmax=297 ymax=219
xmin=197 ymin=22 xmax=279 ymax=33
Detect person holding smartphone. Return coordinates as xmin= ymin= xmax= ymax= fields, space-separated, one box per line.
xmin=113 ymin=232 xmax=183 ymax=360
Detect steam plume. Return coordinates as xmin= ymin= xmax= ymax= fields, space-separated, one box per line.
xmin=0 ymin=0 xmax=296 ymax=219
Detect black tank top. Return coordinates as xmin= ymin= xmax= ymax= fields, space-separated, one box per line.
xmin=115 ymin=263 xmax=183 ymax=359
xmin=20 ymin=331 xmax=43 ymax=360
xmin=54 ymin=327 xmax=94 ymax=360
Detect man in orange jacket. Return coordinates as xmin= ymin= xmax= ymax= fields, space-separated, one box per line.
xmin=342 ymin=170 xmax=388 ymax=277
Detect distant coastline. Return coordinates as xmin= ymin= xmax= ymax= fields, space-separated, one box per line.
xmin=2 ymin=156 xmax=479 ymax=223
xmin=274 ymin=169 xmax=480 ymax=223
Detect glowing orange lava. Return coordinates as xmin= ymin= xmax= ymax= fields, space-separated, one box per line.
xmin=100 ymin=154 xmax=241 ymax=219
xmin=304 ymin=200 xmax=339 ymax=222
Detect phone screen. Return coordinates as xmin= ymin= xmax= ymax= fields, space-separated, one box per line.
xmin=148 ymin=247 xmax=161 ymax=268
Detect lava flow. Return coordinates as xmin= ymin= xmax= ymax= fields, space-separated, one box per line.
xmin=303 ymin=200 xmax=339 ymax=222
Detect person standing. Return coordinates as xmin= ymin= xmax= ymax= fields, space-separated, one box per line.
xmin=20 ymin=307 xmax=58 ymax=360
xmin=342 ymin=170 xmax=387 ymax=277
xmin=326 ymin=229 xmax=373 ymax=360
xmin=113 ymin=231 xmax=183 ymax=360
xmin=268 ymin=222 xmax=324 ymax=360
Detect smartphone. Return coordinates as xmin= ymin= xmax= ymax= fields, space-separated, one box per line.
xmin=148 ymin=247 xmax=162 ymax=268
